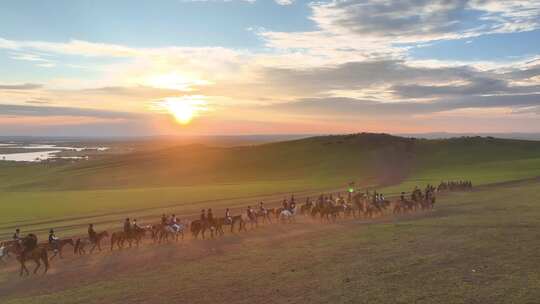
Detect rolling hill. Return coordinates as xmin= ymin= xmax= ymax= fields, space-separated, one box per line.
xmin=3 ymin=133 xmax=540 ymax=191
xmin=2 ymin=132 xmax=540 ymax=239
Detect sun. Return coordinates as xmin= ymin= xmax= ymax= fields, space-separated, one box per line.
xmin=160 ymin=96 xmax=208 ymax=125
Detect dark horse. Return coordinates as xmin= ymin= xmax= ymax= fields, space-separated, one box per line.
xmin=110 ymin=227 xmax=146 ymax=250
xmin=41 ymin=238 xmax=74 ymax=260
xmin=190 ymin=219 xmax=218 ymax=239
xmin=13 ymin=235 xmax=49 ymax=276
xmin=74 ymin=231 xmax=109 ymax=255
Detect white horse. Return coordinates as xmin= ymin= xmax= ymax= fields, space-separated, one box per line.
xmin=0 ymin=245 xmax=8 ymax=264
xmin=280 ymin=207 xmax=297 ymax=223
xmin=165 ymin=223 xmax=185 ymax=241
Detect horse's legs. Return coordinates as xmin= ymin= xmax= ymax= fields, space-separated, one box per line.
xmin=20 ymin=261 xmax=29 ymax=276
xmin=33 ymin=258 xmax=41 ymax=274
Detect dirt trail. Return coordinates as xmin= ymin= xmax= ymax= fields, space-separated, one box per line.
xmin=0 ymin=186 xmax=345 ymax=240
xmin=0 ymin=209 xmax=432 ymax=300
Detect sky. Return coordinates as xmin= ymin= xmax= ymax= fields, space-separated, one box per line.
xmin=1 ymin=0 xmax=540 ymax=136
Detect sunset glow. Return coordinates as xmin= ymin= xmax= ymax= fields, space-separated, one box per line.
xmin=159 ymin=96 xmax=208 ymax=125
xmin=0 ymin=1 xmax=539 ymax=136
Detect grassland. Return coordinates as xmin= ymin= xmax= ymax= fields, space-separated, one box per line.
xmin=2 ymin=133 xmax=540 ymax=239
xmin=2 ymin=177 xmax=540 ymax=303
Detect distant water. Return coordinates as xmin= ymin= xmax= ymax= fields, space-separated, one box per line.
xmin=0 ymin=150 xmax=62 ymax=162
xmin=0 ymin=143 xmax=108 ymax=162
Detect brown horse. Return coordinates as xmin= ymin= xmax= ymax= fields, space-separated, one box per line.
xmin=255 ymin=209 xmax=273 ymax=224
xmin=190 ymin=219 xmax=218 ymax=239
xmin=214 ymin=215 xmax=244 ymax=235
xmin=111 ymin=228 xmax=146 ymax=250
xmin=74 ymin=231 xmax=109 ymax=255
xmin=12 ymin=242 xmax=49 ymax=276
xmin=40 ymin=238 xmax=74 ymax=260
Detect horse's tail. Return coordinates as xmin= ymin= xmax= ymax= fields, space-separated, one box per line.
xmin=41 ymin=248 xmax=49 ymax=272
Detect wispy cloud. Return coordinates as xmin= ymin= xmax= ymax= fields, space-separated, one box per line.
xmin=275 ymin=0 xmax=294 ymax=5
xmin=0 ymin=83 xmax=43 ymax=90
xmin=0 ymin=104 xmax=142 ymax=119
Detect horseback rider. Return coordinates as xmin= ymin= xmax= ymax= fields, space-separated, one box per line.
xmin=161 ymin=214 xmax=167 ymax=225
xmin=225 ymin=208 xmax=232 ymax=224
xmin=207 ymin=208 xmax=214 ymax=224
xmin=171 ymin=214 xmax=181 ymax=232
xmin=282 ymin=199 xmax=288 ymax=210
xmin=13 ymin=228 xmax=21 ymax=242
xmin=88 ymin=224 xmax=97 ymax=243
xmin=48 ymin=229 xmax=59 ymax=252
xmin=21 ymin=233 xmax=37 ymax=258
xmin=289 ymin=200 xmax=296 ymax=212
xmin=400 ymin=192 xmax=405 ymax=202
xmin=200 ymin=209 xmax=207 ymax=222
xmin=123 ymin=218 xmax=131 ymax=236
xmin=259 ymin=202 xmax=266 ymax=214
xmin=132 ymin=219 xmax=140 ymax=231
xmin=247 ymin=206 xmax=255 ymax=220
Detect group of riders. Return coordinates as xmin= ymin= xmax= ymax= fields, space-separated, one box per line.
xmin=3 ymin=180 xmax=472 ymax=275
xmin=437 ymin=180 xmax=473 ymax=192
xmin=7 ymin=228 xmax=58 ymax=261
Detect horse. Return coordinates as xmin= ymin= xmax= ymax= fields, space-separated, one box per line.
xmin=153 ymin=223 xmax=185 ymax=243
xmin=255 ymin=209 xmax=273 ymax=224
xmin=74 ymin=231 xmax=109 ymax=255
xmin=0 ymin=240 xmax=16 ymax=262
xmin=0 ymin=244 xmax=9 ymax=264
xmin=393 ymin=199 xmax=414 ymax=214
xmin=190 ymin=220 xmax=216 ymax=239
xmin=279 ymin=209 xmax=295 ymax=223
xmin=12 ymin=240 xmax=49 ymax=276
xmin=110 ymin=227 xmax=146 ymax=250
xmin=420 ymin=197 xmax=436 ymax=210
xmin=241 ymin=212 xmax=258 ymax=230
xmin=229 ymin=215 xmax=247 ymax=233
xmin=40 ymin=238 xmax=74 ymax=260
xmin=300 ymin=202 xmax=313 ymax=216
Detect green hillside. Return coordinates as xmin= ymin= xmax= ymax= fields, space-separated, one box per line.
xmin=2 ymin=133 xmax=540 ymax=235
xmin=3 ymin=133 xmax=540 ymax=191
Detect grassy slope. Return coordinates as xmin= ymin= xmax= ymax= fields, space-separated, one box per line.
xmin=2 ymin=134 xmax=540 ymax=230
xmin=3 ymin=179 xmax=540 ymax=303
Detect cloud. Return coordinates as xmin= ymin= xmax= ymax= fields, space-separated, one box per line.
xmin=266 ymin=93 xmax=540 ymax=118
xmin=0 ymin=104 xmax=142 ymax=119
xmin=259 ymin=0 xmax=540 ymax=62
xmin=275 ymin=0 xmax=294 ymax=5
xmin=0 ymin=83 xmax=43 ymax=90
xmin=0 ymin=1 xmax=539 ymax=134
xmin=310 ymin=0 xmax=540 ymax=43
xmin=25 ymin=98 xmax=50 ymax=105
